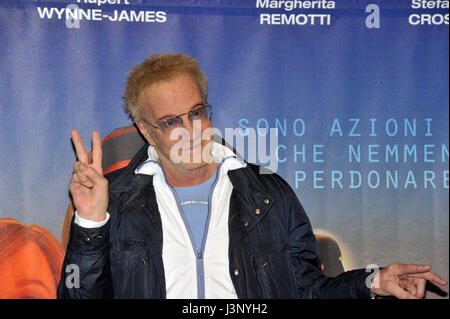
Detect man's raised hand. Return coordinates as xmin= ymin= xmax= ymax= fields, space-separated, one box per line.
xmin=69 ymin=130 xmax=108 ymax=222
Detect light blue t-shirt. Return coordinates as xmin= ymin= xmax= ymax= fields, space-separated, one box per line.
xmin=174 ymin=171 xmax=217 ymax=252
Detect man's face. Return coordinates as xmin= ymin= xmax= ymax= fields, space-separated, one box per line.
xmin=135 ymin=73 xmax=214 ymax=171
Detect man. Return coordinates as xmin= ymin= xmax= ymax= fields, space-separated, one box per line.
xmin=58 ymin=53 xmax=447 ymax=299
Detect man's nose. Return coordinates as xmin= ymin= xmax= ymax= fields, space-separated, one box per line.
xmin=181 ymin=116 xmax=202 ymax=141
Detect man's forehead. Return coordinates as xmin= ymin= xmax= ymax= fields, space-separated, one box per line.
xmin=137 ymin=73 xmax=202 ymax=118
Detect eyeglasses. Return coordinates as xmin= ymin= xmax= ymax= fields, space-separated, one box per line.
xmin=143 ymin=103 xmax=213 ymax=133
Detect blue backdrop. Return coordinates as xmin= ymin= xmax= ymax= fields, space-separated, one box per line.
xmin=0 ymin=0 xmax=448 ymax=298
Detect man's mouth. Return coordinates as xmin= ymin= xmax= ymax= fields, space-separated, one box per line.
xmin=182 ymin=141 xmax=202 ymax=152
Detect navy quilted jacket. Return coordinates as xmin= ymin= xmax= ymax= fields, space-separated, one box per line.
xmin=58 ymin=144 xmax=371 ymax=299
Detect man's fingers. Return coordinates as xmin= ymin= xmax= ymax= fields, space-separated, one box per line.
xmin=73 ymin=162 xmax=106 ymax=188
xmin=415 ymin=278 xmax=427 ymax=298
xmin=72 ymin=162 xmax=94 ymax=188
xmin=395 ymin=264 xmax=447 ymax=286
xmin=386 ymin=281 xmax=417 ymax=299
xmin=75 ymin=169 xmax=94 ymax=188
xmin=410 ymin=271 xmax=448 ymax=286
xmin=397 ymin=264 xmax=432 ymax=275
xmin=71 ymin=130 xmax=89 ymax=164
xmin=91 ymin=130 xmax=103 ymax=171
xmin=378 ymin=264 xmax=448 ymax=299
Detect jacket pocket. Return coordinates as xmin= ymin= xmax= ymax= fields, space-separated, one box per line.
xmin=251 ymin=254 xmax=269 ymax=298
xmin=250 ymin=240 xmax=295 ymax=298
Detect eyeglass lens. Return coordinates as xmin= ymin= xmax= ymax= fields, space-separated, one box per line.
xmin=158 ymin=106 xmax=211 ymax=131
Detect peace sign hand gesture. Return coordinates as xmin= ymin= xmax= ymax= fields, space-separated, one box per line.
xmin=69 ymin=130 xmax=108 ymax=222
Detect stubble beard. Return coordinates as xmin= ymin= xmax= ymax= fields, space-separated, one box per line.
xmin=159 ymin=136 xmax=216 ymax=173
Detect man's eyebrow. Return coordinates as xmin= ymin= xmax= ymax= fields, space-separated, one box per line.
xmin=156 ymin=102 xmax=204 ymax=123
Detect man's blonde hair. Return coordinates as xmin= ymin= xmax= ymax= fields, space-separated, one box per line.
xmin=124 ymin=53 xmax=208 ymax=120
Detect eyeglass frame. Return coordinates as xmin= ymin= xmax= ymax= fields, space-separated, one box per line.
xmin=141 ymin=103 xmax=213 ymax=133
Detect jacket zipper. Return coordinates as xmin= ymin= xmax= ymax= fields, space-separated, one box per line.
xmin=166 ymin=162 xmax=223 ymax=299
xmin=197 ymin=163 xmax=222 ymax=298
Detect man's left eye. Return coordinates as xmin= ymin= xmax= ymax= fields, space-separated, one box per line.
xmin=190 ymin=109 xmax=203 ymax=118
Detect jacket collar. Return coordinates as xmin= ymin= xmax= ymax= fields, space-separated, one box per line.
xmin=107 ymin=139 xmax=276 ymax=262
xmin=134 ymin=142 xmax=246 ymax=183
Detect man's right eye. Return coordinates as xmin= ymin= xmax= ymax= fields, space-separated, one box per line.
xmin=166 ymin=119 xmax=176 ymax=127
xmin=161 ymin=117 xmax=180 ymax=129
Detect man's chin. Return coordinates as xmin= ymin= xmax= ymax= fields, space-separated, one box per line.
xmin=176 ymin=149 xmax=216 ymax=171
xmin=177 ymin=161 xmax=209 ymax=171
xmin=163 ymin=141 xmax=216 ymax=171
xmin=178 ymin=144 xmax=215 ymax=167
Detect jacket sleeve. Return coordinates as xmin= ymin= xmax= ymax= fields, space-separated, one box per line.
xmin=285 ymin=183 xmax=371 ymax=299
xmin=57 ymin=217 xmax=113 ymax=299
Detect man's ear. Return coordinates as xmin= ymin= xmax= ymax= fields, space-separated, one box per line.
xmin=135 ymin=120 xmax=155 ymax=146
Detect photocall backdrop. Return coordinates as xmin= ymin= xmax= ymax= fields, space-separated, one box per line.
xmin=0 ymin=0 xmax=448 ymax=298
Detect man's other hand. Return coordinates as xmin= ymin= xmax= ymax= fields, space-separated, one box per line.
xmin=371 ymin=263 xmax=448 ymax=299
